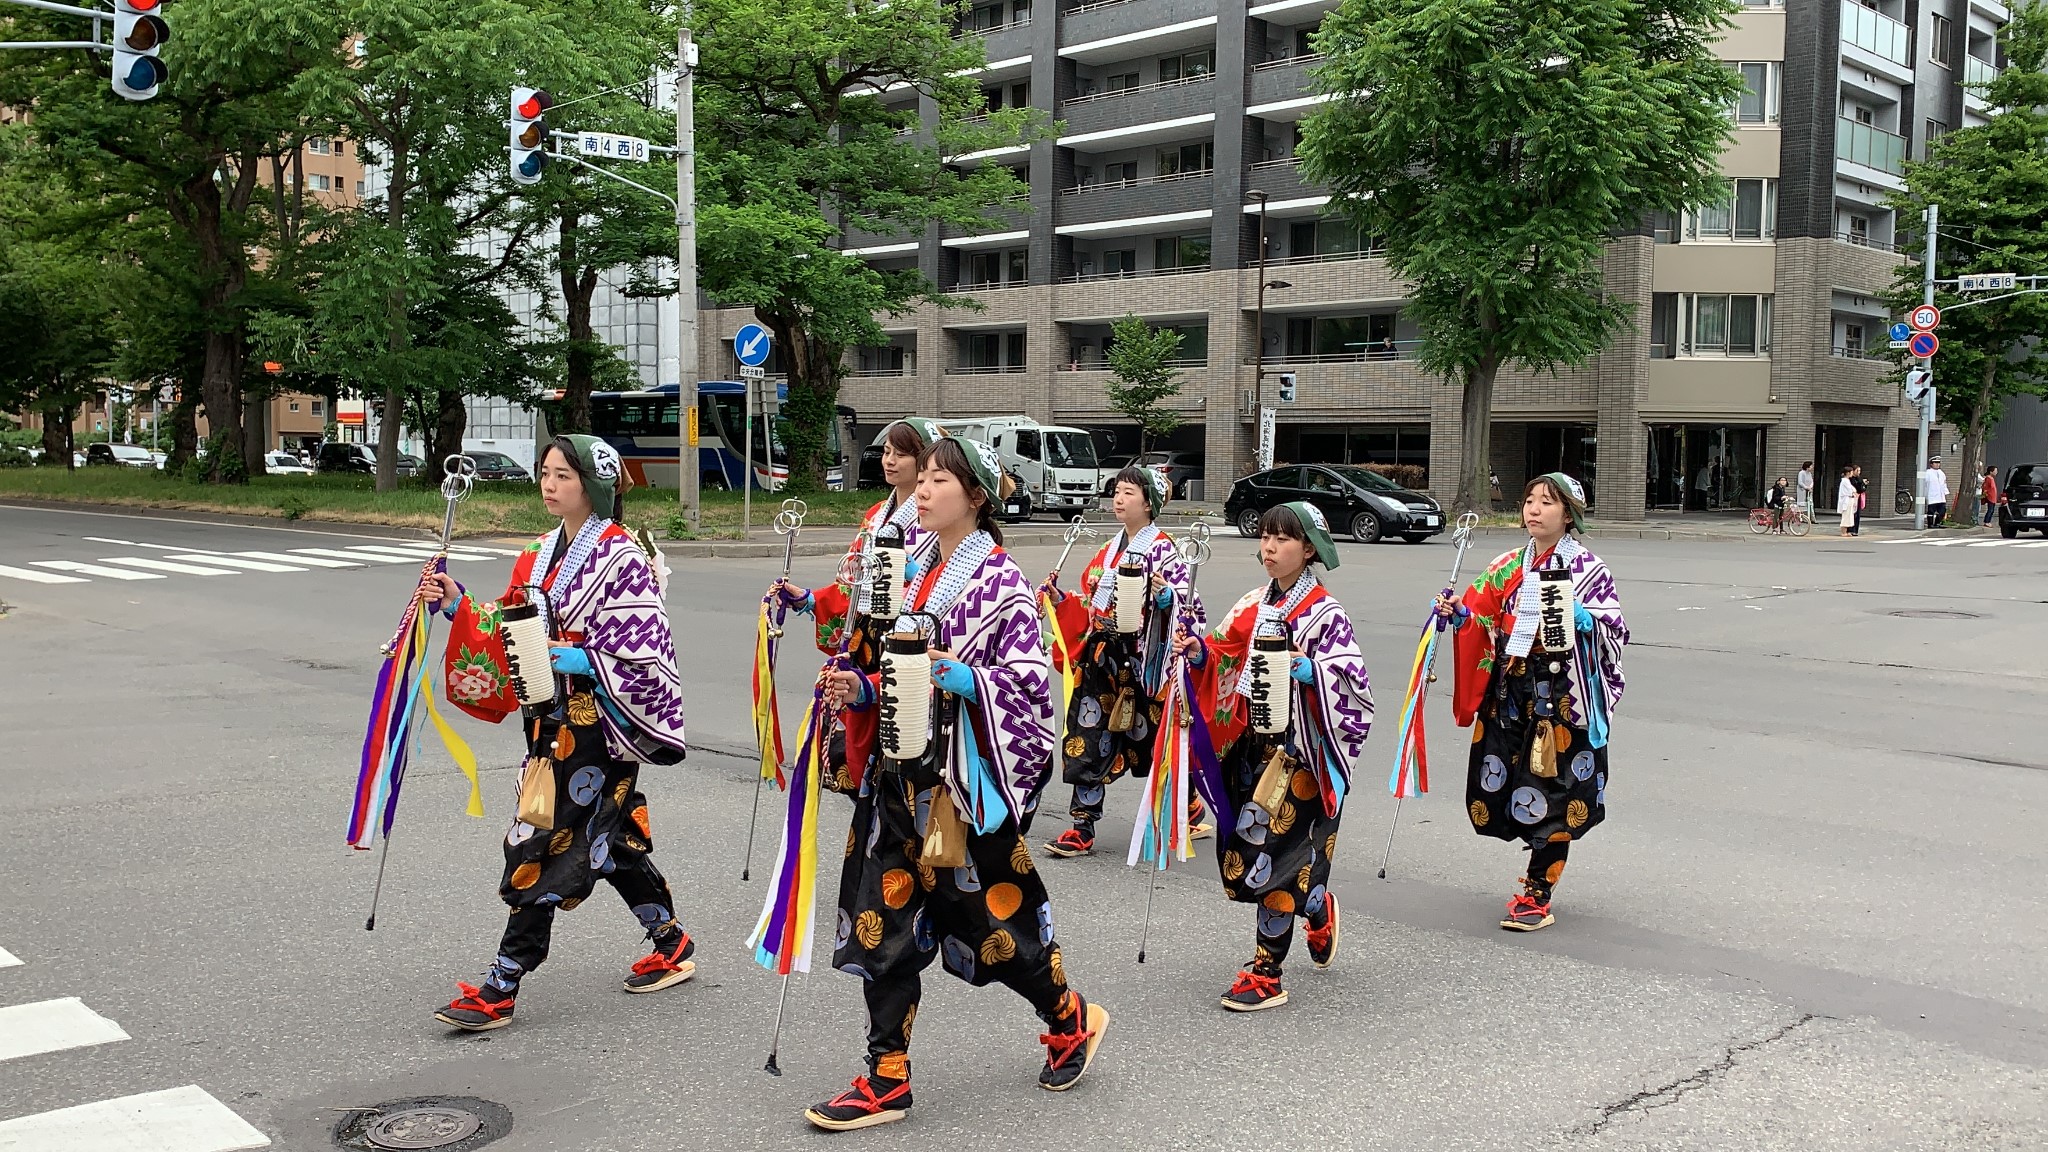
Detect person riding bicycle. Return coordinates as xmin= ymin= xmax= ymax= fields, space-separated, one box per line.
xmin=1766 ymin=477 xmax=1788 ymax=534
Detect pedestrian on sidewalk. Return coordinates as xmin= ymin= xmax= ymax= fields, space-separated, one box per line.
xmin=1434 ymin=474 xmax=1628 ymax=933
xmin=806 ymin=436 xmax=1107 ymax=1131
xmin=421 ymin=435 xmax=693 ymax=1033
xmin=1174 ymin=501 xmax=1373 ymax=1010
xmin=1040 ymin=464 xmax=1209 ymax=860
xmin=1851 ymin=466 xmax=1868 ymax=535
xmin=1837 ymin=467 xmax=1857 ymax=536
xmin=1982 ymin=466 xmax=2003 ymax=526
xmin=1797 ymin=461 xmax=1815 ymax=515
xmin=1923 ymin=456 xmax=1950 ymax=528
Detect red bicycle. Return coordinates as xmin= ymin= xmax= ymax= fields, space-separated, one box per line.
xmin=1749 ymin=504 xmax=1810 ymax=536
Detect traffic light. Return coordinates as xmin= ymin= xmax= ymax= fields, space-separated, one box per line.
xmin=110 ymin=0 xmax=169 ymax=101
xmin=1276 ymin=372 xmax=1298 ymax=403
xmin=509 ymin=87 xmax=553 ymax=185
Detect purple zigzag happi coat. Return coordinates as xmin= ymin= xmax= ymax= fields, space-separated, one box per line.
xmin=1292 ymin=593 xmax=1374 ymax=800
xmin=557 ymin=530 xmax=689 ymax=759
xmin=939 ymin=548 xmax=1054 ymax=821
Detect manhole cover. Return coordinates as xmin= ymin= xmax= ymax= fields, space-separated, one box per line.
xmin=1889 ymin=609 xmax=1980 ymax=619
xmin=333 ymin=1097 xmax=510 ymax=1152
xmin=366 ymin=1108 xmax=480 ymax=1149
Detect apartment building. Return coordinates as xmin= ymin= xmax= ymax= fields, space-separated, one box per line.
xmin=683 ymin=0 xmax=2008 ymax=516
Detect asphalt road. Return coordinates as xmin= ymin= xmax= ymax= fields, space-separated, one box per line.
xmin=1 ymin=502 xmax=2043 ymax=1152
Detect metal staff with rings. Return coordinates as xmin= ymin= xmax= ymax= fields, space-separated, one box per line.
xmin=1378 ymin=510 xmax=1482 ymax=879
xmin=1135 ymin=516 xmax=1210 ymax=964
xmin=745 ymin=497 xmax=812 ymax=880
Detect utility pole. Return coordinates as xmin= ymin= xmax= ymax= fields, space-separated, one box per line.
xmin=1250 ymin=189 xmax=1271 ymax=471
xmin=676 ymin=18 xmax=701 ymax=533
xmin=1914 ymin=202 xmax=1936 ymax=530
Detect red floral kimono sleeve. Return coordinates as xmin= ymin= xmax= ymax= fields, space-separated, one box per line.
xmin=1190 ymin=595 xmax=1257 ymax=752
xmin=1451 ymin=553 xmax=1519 ymax=728
xmin=1046 ymin=589 xmax=1089 ymax=673
xmin=441 ymin=549 xmax=537 ymax=724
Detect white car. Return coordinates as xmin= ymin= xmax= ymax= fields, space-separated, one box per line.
xmin=263 ymin=451 xmax=314 ymax=475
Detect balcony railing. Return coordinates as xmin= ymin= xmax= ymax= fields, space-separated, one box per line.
xmin=1252 ymin=52 xmax=1324 ymax=71
xmin=1067 ymin=0 xmax=1134 ymax=12
xmin=1063 ymin=71 xmax=1212 ymax=107
xmin=1831 ymin=344 xmax=1888 ymax=360
xmin=1834 ymin=229 xmax=1903 ymax=253
xmin=1841 ymin=0 xmax=1909 ymax=67
xmin=1250 ymin=155 xmax=1302 ymax=173
xmin=958 ymin=15 xmax=1030 ymax=37
xmin=1964 ymin=55 xmax=2001 ymax=88
xmin=1058 ymin=357 xmax=1208 ymax=370
xmin=1836 ymin=117 xmax=1905 ymax=175
xmin=1060 ymin=264 xmax=1210 ymax=284
xmin=850 ymin=367 xmax=916 ymax=377
xmin=946 ymin=364 xmax=1029 ymax=374
xmin=947 ymin=279 xmax=1031 ymax=292
xmin=1246 ymin=344 xmax=1419 ymax=364
xmin=1273 ymin=246 xmax=1386 ymax=265
xmin=1060 ymin=168 xmax=1209 ymax=195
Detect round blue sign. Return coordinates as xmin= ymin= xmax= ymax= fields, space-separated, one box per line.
xmin=733 ymin=324 xmax=773 ymax=367
xmin=1908 ymin=331 xmax=1939 ymax=357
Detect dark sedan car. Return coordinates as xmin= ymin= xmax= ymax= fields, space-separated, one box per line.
xmin=1225 ymin=464 xmax=1445 ymax=544
xmin=467 ymin=450 xmax=531 ymax=482
xmin=1998 ymin=463 xmax=2048 ymax=538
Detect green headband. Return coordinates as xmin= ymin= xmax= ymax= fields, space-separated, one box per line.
xmin=887 ymin=417 xmax=942 ymax=450
xmin=1278 ymin=500 xmax=1341 ymax=570
xmin=550 ymin=434 xmax=623 ymax=517
xmin=1538 ymin=471 xmax=1588 ymax=533
xmin=943 ymin=433 xmax=1006 ymax=502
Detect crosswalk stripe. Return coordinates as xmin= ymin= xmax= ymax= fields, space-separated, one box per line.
xmin=81 ymin=537 xmax=194 ymax=552
xmin=1966 ymin=540 xmax=2012 ymax=547
xmin=2018 ymin=541 xmax=2048 ymax=548
xmin=231 ymin=550 xmax=358 ymax=569
xmin=93 ymin=558 xmax=239 ymax=577
xmin=32 ymin=562 xmax=165 ymax=581
xmin=0 ymin=946 xmax=20 ymax=968
xmin=162 ymin=555 xmax=306 ymax=573
xmin=287 ymin=548 xmax=416 ymax=565
xmin=341 ymin=544 xmax=497 ymax=563
xmin=0 ymin=1085 xmax=270 ymax=1151
xmin=0 ymin=565 xmax=89 ymax=585
xmin=0 ymin=997 xmax=129 ymax=1063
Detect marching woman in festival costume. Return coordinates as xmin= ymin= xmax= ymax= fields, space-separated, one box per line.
xmin=774 ymin=417 xmax=941 ymax=794
xmin=1040 ymin=465 xmax=1209 ymax=857
xmin=1176 ymin=503 xmax=1372 ymax=1011
xmin=417 ymin=436 xmax=692 ymax=1031
xmin=805 ymin=436 xmax=1108 ymax=1131
xmin=1435 ymin=473 xmax=1627 ymax=932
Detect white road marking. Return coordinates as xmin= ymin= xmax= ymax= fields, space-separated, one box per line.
xmin=162 ymin=555 xmax=305 ymax=573
xmin=287 ymin=548 xmax=416 ymax=565
xmin=0 ymin=946 xmax=20 ymax=968
xmin=0 ymin=997 xmax=129 ymax=1063
xmin=0 ymin=1085 xmax=270 ymax=1151
xmin=81 ymin=537 xmax=192 ymax=552
xmin=31 ymin=562 xmax=164 ymax=582
xmin=0 ymin=565 xmax=89 ymax=585
xmin=231 ymin=551 xmax=358 ymax=569
xmin=93 ymin=558 xmax=239 ymax=577
xmin=339 ymin=545 xmax=496 ymax=563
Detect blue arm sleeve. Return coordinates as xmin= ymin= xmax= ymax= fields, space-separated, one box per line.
xmin=551 ymin=646 xmax=595 ymax=677
xmin=1290 ymin=655 xmax=1315 ymax=683
xmin=1574 ymin=603 xmax=1595 ymax=632
xmin=931 ymin=658 xmax=978 ymax=702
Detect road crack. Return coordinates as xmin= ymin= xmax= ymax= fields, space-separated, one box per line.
xmin=1577 ymin=1014 xmax=1823 ymax=1137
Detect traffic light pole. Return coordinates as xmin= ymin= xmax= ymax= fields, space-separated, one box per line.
xmin=676 ymin=20 xmax=701 ymax=534
xmin=1914 ymin=203 xmax=1936 ymax=530
xmin=0 ymin=0 xmax=104 ymax=51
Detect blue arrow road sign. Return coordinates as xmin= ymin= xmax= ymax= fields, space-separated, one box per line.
xmin=734 ymin=324 xmax=772 ymax=367
xmin=1909 ymin=331 xmax=1939 ymax=357
xmin=1888 ymin=322 xmax=1912 ymax=342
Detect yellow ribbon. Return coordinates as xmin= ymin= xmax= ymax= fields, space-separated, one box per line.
xmin=414 ymin=608 xmax=484 ymax=817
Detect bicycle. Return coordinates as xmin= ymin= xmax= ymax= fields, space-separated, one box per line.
xmin=1895 ymin=488 xmax=1913 ymax=516
xmin=1749 ymin=503 xmax=1810 ymax=536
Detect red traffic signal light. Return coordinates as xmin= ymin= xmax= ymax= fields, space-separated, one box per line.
xmin=509 ymin=87 xmax=553 ymax=186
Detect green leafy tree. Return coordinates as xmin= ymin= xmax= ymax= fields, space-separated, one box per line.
xmin=694 ymin=0 xmax=1045 ymax=490
xmin=1301 ymin=0 xmax=1743 ymax=512
xmin=1885 ymin=6 xmax=2048 ymax=525
xmin=0 ymin=0 xmax=333 ymax=483
xmin=1103 ymin=315 xmax=1186 ymax=455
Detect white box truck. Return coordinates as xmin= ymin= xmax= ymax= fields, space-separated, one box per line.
xmin=925 ymin=415 xmax=1104 ymax=520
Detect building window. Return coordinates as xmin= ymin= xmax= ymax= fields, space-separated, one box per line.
xmin=1727 ymin=61 xmax=1780 ymax=123
xmin=1156 ymin=141 xmax=1214 ymax=176
xmin=1680 ymin=294 xmax=1773 ymax=355
xmin=288 ymin=400 xmax=300 ymax=413
xmin=1103 ymin=71 xmax=1141 ymax=92
xmin=1685 ymin=179 xmax=1775 ymax=241
xmin=308 ymin=137 xmax=331 ymax=155
xmin=312 ymin=399 xmax=326 ymax=417
xmin=964 ymin=332 xmax=1026 ymax=369
xmin=1099 ymin=249 xmax=1137 ymax=275
xmin=355 ymin=179 xmax=365 ymax=195
xmin=1288 ymin=219 xmax=1372 ymax=258
xmin=308 ymin=173 xmax=331 ymax=191
xmin=1925 ymin=117 xmax=1948 ymax=142
xmin=1650 ymin=210 xmax=1679 ymax=244
xmin=1847 ymin=214 xmax=1870 ymax=245
xmin=1929 ymin=14 xmax=1951 ymax=66
xmin=1154 ymin=233 xmax=1210 ymax=271
xmin=1159 ymin=49 xmax=1215 ymax=83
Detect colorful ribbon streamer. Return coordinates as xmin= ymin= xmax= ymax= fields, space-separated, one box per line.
xmin=748 ymin=670 xmax=832 ymax=974
xmin=1039 ymin=590 xmax=1078 ymax=727
xmin=348 ymin=557 xmax=483 ymax=849
xmin=752 ymin=593 xmax=787 ymax=791
xmin=1387 ymin=612 xmax=1437 ymax=799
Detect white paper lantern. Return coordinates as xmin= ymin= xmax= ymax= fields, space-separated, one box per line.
xmin=879 ymin=630 xmax=932 ymax=762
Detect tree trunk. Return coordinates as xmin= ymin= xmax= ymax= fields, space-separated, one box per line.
xmin=424 ymin=387 xmax=467 ymax=485
xmin=1456 ymin=358 xmax=1498 ymax=515
xmin=181 ymin=170 xmax=248 ymax=484
xmin=38 ymin=402 xmax=70 ymax=464
xmin=559 ymin=209 xmax=597 ymax=435
xmin=765 ymin=310 xmax=841 ymax=492
xmin=168 ymin=393 xmax=199 ymax=472
xmin=1955 ymin=355 xmax=1997 ymax=526
xmin=199 ymin=326 xmax=246 ymax=481
xmin=243 ymin=391 xmax=268 ymax=476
